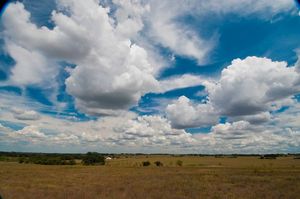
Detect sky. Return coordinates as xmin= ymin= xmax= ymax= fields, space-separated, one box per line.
xmin=0 ymin=0 xmax=300 ymax=154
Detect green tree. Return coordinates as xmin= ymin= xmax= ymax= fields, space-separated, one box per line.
xmin=82 ymin=152 xmax=105 ymax=165
xmin=142 ymin=161 xmax=151 ymax=166
xmin=154 ymin=161 xmax=163 ymax=167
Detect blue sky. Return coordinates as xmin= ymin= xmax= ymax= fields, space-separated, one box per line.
xmin=0 ymin=0 xmax=299 ymax=153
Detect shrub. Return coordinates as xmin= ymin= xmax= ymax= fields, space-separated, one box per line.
xmin=18 ymin=157 xmax=25 ymax=164
xmin=176 ymin=160 xmax=183 ymax=166
xmin=142 ymin=161 xmax=151 ymax=166
xmin=154 ymin=161 xmax=163 ymax=167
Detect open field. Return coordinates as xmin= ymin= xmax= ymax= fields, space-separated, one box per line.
xmin=0 ymin=156 xmax=300 ymax=199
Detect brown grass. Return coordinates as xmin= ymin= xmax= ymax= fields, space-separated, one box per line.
xmin=0 ymin=156 xmax=299 ymax=199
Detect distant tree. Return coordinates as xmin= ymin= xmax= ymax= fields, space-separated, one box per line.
xmin=154 ymin=161 xmax=163 ymax=167
xmin=82 ymin=152 xmax=105 ymax=165
xmin=176 ymin=160 xmax=183 ymax=166
xmin=142 ymin=161 xmax=151 ymax=166
xmin=18 ymin=157 xmax=25 ymax=164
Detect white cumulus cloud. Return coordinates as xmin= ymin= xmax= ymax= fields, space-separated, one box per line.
xmin=166 ymin=96 xmax=218 ymax=129
xmin=204 ymin=56 xmax=300 ymax=116
xmin=167 ymin=56 xmax=300 ymax=128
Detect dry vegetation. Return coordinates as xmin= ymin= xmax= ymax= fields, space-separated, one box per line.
xmin=0 ymin=155 xmax=299 ymax=199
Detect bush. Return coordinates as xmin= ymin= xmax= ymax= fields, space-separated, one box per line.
xmin=82 ymin=152 xmax=105 ymax=165
xmin=176 ymin=160 xmax=183 ymax=166
xmin=18 ymin=157 xmax=25 ymax=163
xmin=154 ymin=161 xmax=163 ymax=167
xmin=142 ymin=161 xmax=151 ymax=166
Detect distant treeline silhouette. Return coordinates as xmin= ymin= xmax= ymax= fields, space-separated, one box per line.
xmin=18 ymin=156 xmax=76 ymax=165
xmin=0 ymin=151 xmax=106 ymax=165
xmin=0 ymin=151 xmax=299 ymax=165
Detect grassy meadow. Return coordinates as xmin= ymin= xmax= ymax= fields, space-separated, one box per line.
xmin=0 ymin=155 xmax=299 ymax=199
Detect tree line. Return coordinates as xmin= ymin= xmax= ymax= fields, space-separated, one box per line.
xmin=0 ymin=152 xmax=106 ymax=165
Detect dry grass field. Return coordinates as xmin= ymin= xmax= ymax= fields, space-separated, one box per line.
xmin=0 ymin=156 xmax=299 ymax=199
